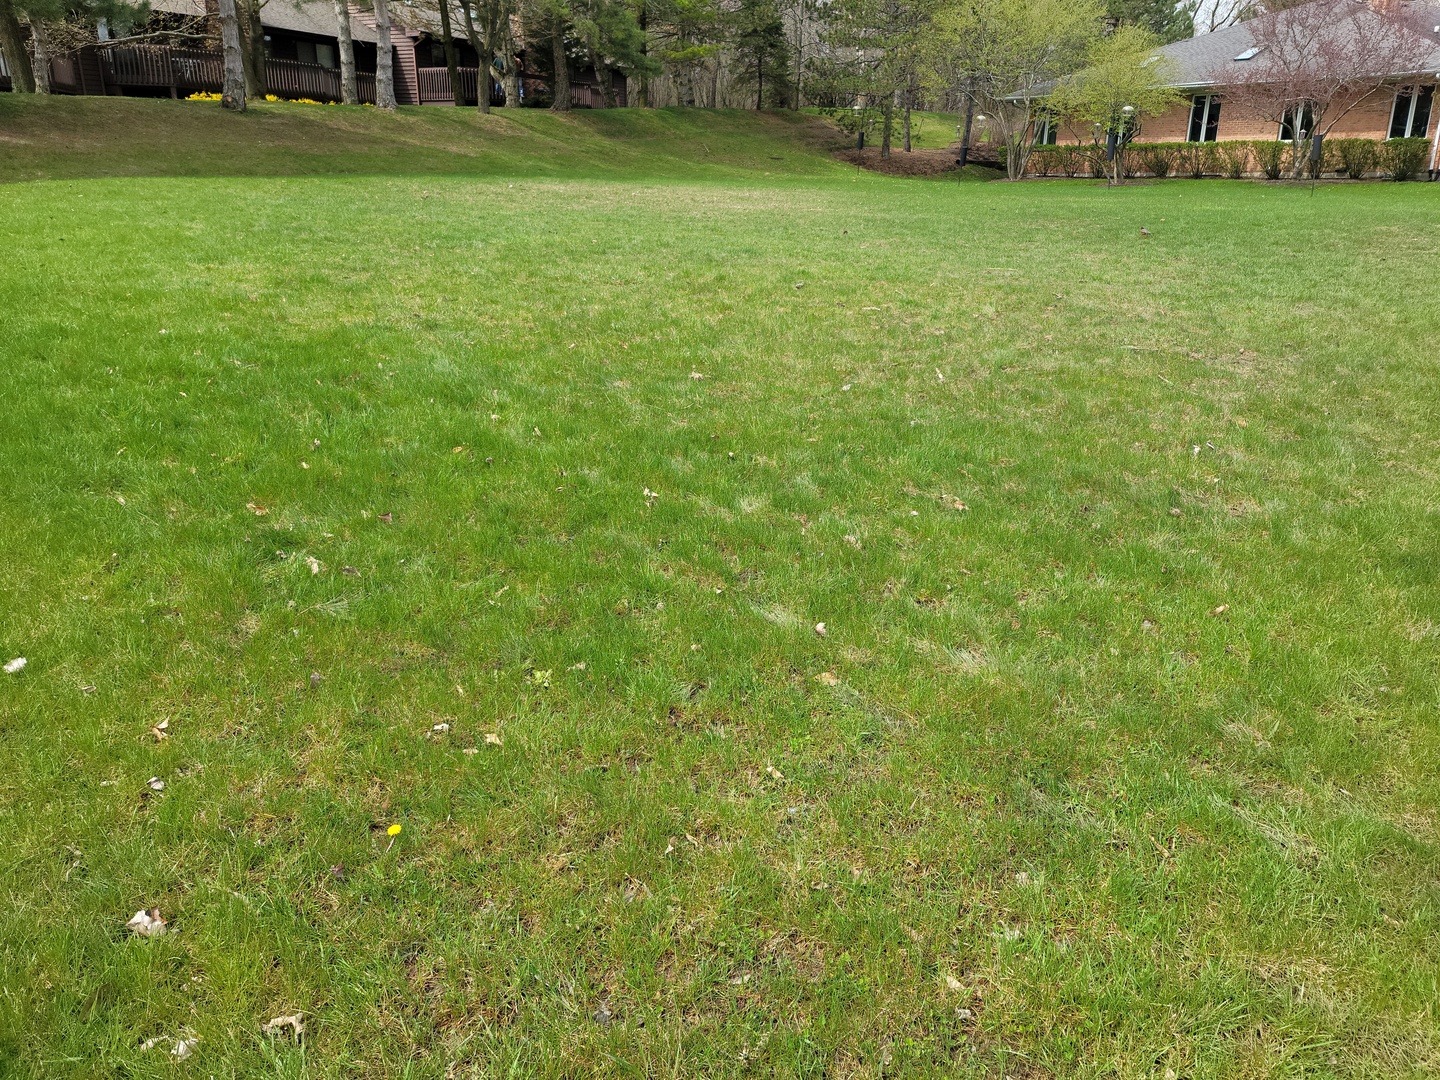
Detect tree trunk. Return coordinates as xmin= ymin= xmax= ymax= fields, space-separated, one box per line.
xmin=438 ymin=0 xmax=462 ymax=105
xmin=238 ymin=0 xmax=266 ymax=97
xmin=549 ymin=23 xmax=570 ymax=110
xmin=0 ymin=0 xmax=35 ymax=93
xmin=902 ymin=92 xmax=912 ymax=152
xmin=755 ymin=54 xmax=762 ymax=110
xmin=594 ymin=52 xmax=614 ymax=108
xmin=958 ymin=93 xmax=975 ymax=167
xmin=460 ymin=0 xmax=488 ymax=112
xmin=502 ymin=24 xmax=520 ymax=107
xmin=880 ymin=98 xmax=892 ymax=159
xmin=1290 ymin=130 xmax=1313 ymax=179
xmin=635 ymin=0 xmax=648 ymax=106
xmin=218 ymin=0 xmax=247 ymax=110
xmin=29 ymin=17 xmax=51 ymax=93
xmin=790 ymin=1 xmax=801 ymax=108
xmin=333 ymin=0 xmax=358 ymax=104
xmin=373 ymin=0 xmax=396 ymax=109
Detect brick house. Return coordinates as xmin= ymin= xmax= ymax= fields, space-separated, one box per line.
xmin=1034 ymin=0 xmax=1440 ymax=172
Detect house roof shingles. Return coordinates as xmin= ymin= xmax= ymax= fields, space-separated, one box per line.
xmin=1008 ymin=0 xmax=1440 ymax=100
xmin=149 ymin=0 xmax=381 ymax=44
xmin=1153 ymin=0 xmax=1440 ymax=90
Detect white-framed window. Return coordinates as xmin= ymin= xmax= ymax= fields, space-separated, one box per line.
xmin=1033 ymin=115 xmax=1058 ymax=145
xmin=1279 ymin=104 xmax=1314 ymax=142
xmin=1389 ymin=85 xmax=1434 ymax=139
xmin=1187 ymin=95 xmax=1221 ymax=142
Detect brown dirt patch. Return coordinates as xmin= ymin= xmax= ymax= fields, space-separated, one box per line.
xmin=835 ymin=143 xmax=1004 ymax=177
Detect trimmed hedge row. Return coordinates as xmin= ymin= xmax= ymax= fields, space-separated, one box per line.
xmin=1026 ymin=138 xmax=1432 ymax=181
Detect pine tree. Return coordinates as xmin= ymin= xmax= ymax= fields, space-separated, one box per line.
xmin=730 ymin=0 xmax=790 ymax=109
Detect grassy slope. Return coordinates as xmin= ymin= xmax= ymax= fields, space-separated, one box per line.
xmin=0 ymin=95 xmax=852 ymax=183
xmin=2 ymin=100 xmax=1440 ymax=1078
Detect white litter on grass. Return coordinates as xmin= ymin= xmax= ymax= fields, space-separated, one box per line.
xmin=261 ymin=1013 xmax=305 ymax=1039
xmin=432 ymin=722 xmax=450 ymax=734
xmin=172 ymin=1037 xmax=198 ymax=1060
xmin=146 ymin=777 xmax=165 ymax=791
xmin=4 ymin=657 xmax=26 ymax=674
xmin=126 ymin=908 xmax=167 ymax=938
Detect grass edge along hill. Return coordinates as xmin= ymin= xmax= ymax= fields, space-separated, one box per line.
xmin=0 ymin=96 xmax=885 ymax=183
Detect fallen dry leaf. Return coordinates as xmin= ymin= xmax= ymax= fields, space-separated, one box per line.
xmin=815 ymin=671 xmax=840 ymax=686
xmin=245 ymin=503 xmax=269 ymax=516
xmin=944 ymin=974 xmax=963 ymax=991
xmin=766 ymin=764 xmax=786 ymax=781
xmin=484 ymin=732 xmax=503 ymax=746
xmin=813 ymin=622 xmax=827 ymax=637
xmin=305 ymin=556 xmax=322 ymax=575
xmin=378 ymin=512 xmax=392 ymax=524
xmin=1211 ymin=604 xmax=1229 ymax=616
xmin=261 ymin=1013 xmax=305 ymax=1039
xmin=126 ymin=908 xmax=167 ymax=938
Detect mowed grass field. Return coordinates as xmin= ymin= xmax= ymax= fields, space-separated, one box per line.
xmin=2 ymin=98 xmax=1440 ymax=1079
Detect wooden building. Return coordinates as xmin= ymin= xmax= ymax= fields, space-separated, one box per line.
xmin=0 ymin=0 xmax=624 ymax=108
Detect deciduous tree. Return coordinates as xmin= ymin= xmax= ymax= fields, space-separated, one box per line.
xmin=1048 ymin=24 xmax=1180 ymax=181
xmin=0 ymin=0 xmax=34 ymax=93
xmin=373 ymin=0 xmax=398 ymax=108
xmin=1213 ymin=0 xmax=1437 ymax=176
xmin=332 ymin=0 xmax=359 ymax=104
xmin=218 ymin=0 xmax=248 ymax=109
xmin=929 ymin=0 xmax=1102 ymax=178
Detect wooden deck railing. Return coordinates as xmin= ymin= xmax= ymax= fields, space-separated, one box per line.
xmin=267 ymin=57 xmax=341 ymax=101
xmin=171 ymin=49 xmax=223 ymax=90
xmin=102 ymin=45 xmax=174 ymax=87
xmin=91 ymin=45 xmax=376 ymax=104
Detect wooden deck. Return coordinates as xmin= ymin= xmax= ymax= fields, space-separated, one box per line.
xmin=8 ymin=44 xmax=622 ymax=109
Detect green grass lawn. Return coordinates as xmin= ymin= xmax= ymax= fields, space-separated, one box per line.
xmin=2 ymin=98 xmax=1439 ymax=1079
